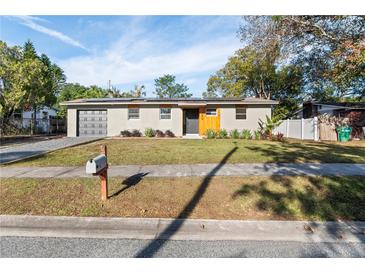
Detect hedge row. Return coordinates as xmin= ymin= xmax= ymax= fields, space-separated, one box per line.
xmin=206 ymin=128 xmax=284 ymax=141
xmin=120 ymin=129 xmax=175 ymax=138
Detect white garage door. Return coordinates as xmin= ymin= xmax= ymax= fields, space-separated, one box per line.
xmin=78 ymin=110 xmax=107 ymax=137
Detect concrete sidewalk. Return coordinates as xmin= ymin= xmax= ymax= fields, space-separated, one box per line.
xmin=0 ymin=163 xmax=364 ymax=178
xmin=1 ymin=215 xmax=364 ymax=243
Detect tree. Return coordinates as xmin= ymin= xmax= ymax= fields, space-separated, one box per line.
xmin=22 ymin=41 xmax=48 ymax=134
xmin=109 ymin=84 xmax=147 ymax=98
xmin=239 ymin=16 xmax=365 ymax=101
xmin=22 ymin=41 xmax=66 ymax=133
xmin=279 ymin=16 xmax=364 ymax=101
xmin=202 ymin=89 xmax=218 ymax=98
xmin=107 ymin=86 xmax=123 ymax=98
xmin=40 ymin=54 xmax=66 ymax=107
xmin=0 ymin=40 xmax=66 ymax=134
xmin=131 ymin=84 xmax=146 ymax=98
xmin=271 ymin=65 xmax=304 ymax=118
xmin=0 ymin=41 xmax=30 ymax=122
xmin=154 ymin=74 xmax=192 ymax=98
xmin=57 ymin=83 xmax=147 ymax=117
xmin=57 ymin=83 xmax=109 ymax=117
xmin=207 ymin=47 xmax=303 ymax=118
xmin=0 ymin=41 xmax=55 ymax=134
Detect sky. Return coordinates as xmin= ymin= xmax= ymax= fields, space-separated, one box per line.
xmin=1 ymin=16 xmax=242 ymax=97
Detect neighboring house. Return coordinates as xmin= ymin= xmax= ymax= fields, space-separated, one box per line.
xmin=292 ymin=101 xmax=365 ymax=139
xmin=292 ymin=101 xmax=365 ymax=119
xmin=11 ymin=106 xmax=65 ymax=134
xmin=61 ymin=97 xmax=278 ymax=137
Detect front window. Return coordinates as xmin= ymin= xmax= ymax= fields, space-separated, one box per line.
xmin=206 ymin=108 xmax=217 ymax=116
xmin=128 ymin=108 xmax=140 ymax=119
xmin=160 ymin=108 xmax=171 ymax=119
xmin=236 ymin=107 xmax=247 ymax=120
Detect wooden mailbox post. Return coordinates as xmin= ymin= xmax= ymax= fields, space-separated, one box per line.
xmin=99 ymin=145 xmax=108 ymax=201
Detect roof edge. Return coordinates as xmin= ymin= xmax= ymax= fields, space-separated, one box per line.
xmin=60 ymin=97 xmax=279 ymax=106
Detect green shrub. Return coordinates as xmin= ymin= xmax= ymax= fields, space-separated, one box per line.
xmin=241 ymin=129 xmax=252 ymax=140
xmin=165 ymin=130 xmax=175 ymax=137
xmin=120 ymin=130 xmax=132 ymax=137
xmin=144 ymin=128 xmax=155 ymax=137
xmin=253 ymin=130 xmax=261 ymax=140
xmin=229 ymin=129 xmax=240 ymax=139
xmin=206 ymin=128 xmax=217 ymax=139
xmin=155 ymin=130 xmax=165 ymax=137
xmin=131 ymin=129 xmax=142 ymax=137
xmin=218 ymin=129 xmax=228 ymax=139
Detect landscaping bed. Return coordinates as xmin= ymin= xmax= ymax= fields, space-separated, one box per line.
xmin=7 ymin=138 xmax=365 ymax=167
xmin=1 ymin=176 xmax=364 ymax=221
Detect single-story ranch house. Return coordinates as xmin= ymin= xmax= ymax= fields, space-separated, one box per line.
xmin=61 ymin=97 xmax=278 ymax=137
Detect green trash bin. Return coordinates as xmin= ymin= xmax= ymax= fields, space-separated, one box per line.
xmin=336 ymin=126 xmax=352 ymax=142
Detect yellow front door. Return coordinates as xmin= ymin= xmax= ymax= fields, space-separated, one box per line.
xmin=199 ymin=107 xmax=220 ymax=135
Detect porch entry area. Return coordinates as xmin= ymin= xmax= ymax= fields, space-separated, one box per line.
xmin=183 ymin=109 xmax=199 ymax=134
xmin=183 ymin=107 xmax=221 ymax=136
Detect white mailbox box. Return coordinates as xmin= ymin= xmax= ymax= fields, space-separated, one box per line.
xmin=86 ymin=155 xmax=107 ymax=174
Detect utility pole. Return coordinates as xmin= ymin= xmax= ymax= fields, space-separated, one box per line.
xmin=108 ymin=80 xmax=111 ymax=91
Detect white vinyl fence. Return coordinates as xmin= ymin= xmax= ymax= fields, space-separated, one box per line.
xmin=274 ymin=117 xmax=319 ymax=141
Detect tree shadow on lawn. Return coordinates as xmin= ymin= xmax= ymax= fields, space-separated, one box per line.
xmin=246 ymin=141 xmax=365 ymax=163
xmin=135 ymin=146 xmax=238 ymax=258
xmin=232 ymin=176 xmax=365 ymax=220
xmin=232 ymin=175 xmax=365 ymax=243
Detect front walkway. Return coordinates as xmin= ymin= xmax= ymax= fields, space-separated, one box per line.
xmin=0 ymin=137 xmax=100 ymax=164
xmin=1 ymin=163 xmax=364 ymax=178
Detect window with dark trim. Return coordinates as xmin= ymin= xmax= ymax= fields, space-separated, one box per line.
xmin=128 ymin=108 xmax=140 ymax=119
xmin=160 ymin=108 xmax=171 ymax=119
xmin=206 ymin=108 xmax=217 ymax=116
xmin=236 ymin=107 xmax=247 ymax=120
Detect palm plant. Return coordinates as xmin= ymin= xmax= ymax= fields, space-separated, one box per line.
xmin=258 ymin=115 xmax=282 ymax=140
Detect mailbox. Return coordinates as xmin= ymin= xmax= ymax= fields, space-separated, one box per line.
xmin=86 ymin=145 xmax=109 ymax=201
xmin=86 ymin=155 xmax=108 ymax=174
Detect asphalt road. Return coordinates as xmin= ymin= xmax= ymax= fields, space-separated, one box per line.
xmin=1 ymin=237 xmax=364 ymax=258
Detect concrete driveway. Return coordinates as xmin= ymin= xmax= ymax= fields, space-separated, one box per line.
xmin=0 ymin=137 xmax=100 ymax=164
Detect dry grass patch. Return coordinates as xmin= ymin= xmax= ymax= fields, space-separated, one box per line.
xmin=1 ymin=176 xmax=364 ymax=221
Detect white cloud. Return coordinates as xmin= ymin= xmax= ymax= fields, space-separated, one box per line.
xmin=183 ymin=78 xmax=198 ymax=85
xmin=60 ymin=36 xmax=239 ymax=87
xmin=11 ymin=16 xmax=88 ymax=50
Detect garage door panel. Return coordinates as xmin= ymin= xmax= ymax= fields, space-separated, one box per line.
xmin=78 ymin=110 xmax=107 ymax=137
xmin=79 ymin=129 xmax=107 ymax=136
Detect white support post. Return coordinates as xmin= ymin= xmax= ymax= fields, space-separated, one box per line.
xmin=301 ymin=118 xmax=304 ymax=140
xmin=314 ymin=116 xmax=319 ymax=141
xmin=286 ymin=119 xmax=289 ymax=138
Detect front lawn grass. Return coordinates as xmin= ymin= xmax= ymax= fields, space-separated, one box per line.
xmin=1 ymin=176 xmax=364 ymax=221
xmin=7 ymin=138 xmax=365 ymax=166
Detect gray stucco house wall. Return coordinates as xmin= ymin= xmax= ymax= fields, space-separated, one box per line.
xmin=61 ymin=97 xmax=278 ymax=137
